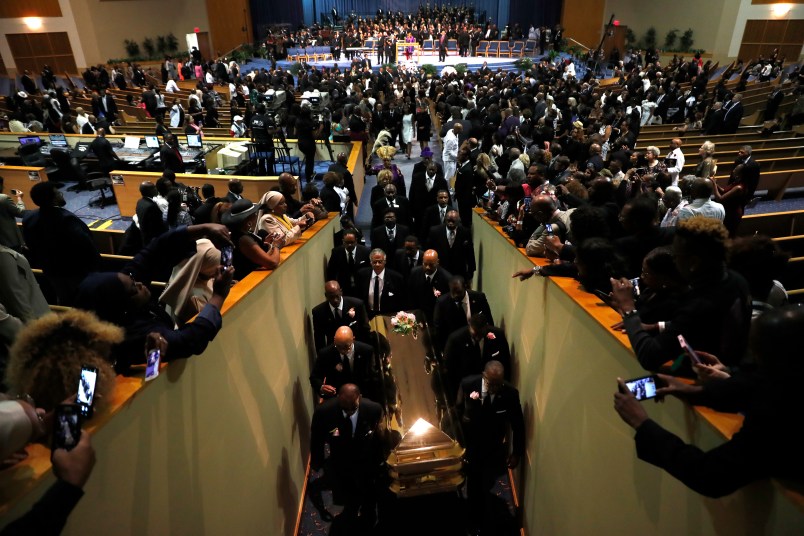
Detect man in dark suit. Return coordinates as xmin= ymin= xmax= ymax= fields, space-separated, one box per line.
xmin=432 ymin=275 xmax=493 ymax=352
xmin=411 ymin=147 xmax=444 ymax=181
xmin=453 ymin=146 xmax=477 ymax=226
xmin=310 ymin=384 xmax=384 ymax=529
xmin=765 ymin=87 xmax=784 ymax=120
xmin=391 ymin=235 xmax=422 ymax=282
xmin=88 ymin=128 xmax=121 ymax=175
xmin=326 ymin=229 xmax=371 ymax=297
xmin=159 ymin=133 xmax=185 ymax=173
xmin=419 ymin=190 xmax=453 ymax=243
xmin=225 ymin=178 xmax=244 ymax=203
xmin=720 ymin=94 xmax=744 ymax=134
xmin=371 ymin=184 xmax=411 ymax=229
xmin=369 ymin=208 xmax=410 ymax=257
xmin=328 ymin=152 xmax=358 ymax=215
xmin=438 ymin=32 xmax=448 ymax=62
xmin=310 ymin=326 xmax=375 ymax=399
xmin=410 ymin=162 xmax=449 ymax=235
xmin=311 ymin=281 xmax=371 ymax=351
xmin=191 ymin=183 xmax=220 ymax=224
xmin=135 ymin=181 xmax=167 ymax=245
xmin=92 ymin=89 xmax=118 ymax=123
xmin=355 ymin=248 xmax=405 ymax=318
xmin=444 ymin=314 xmax=511 ymax=400
xmin=455 ymin=361 xmax=524 ymax=533
xmin=407 ymin=249 xmax=452 ymax=324
xmin=426 ymin=209 xmax=476 ymax=283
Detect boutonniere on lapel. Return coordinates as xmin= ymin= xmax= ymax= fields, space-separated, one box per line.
xmin=469 ymin=391 xmax=480 ymax=400
xmin=330 ymin=427 xmax=340 ymax=436
xmin=486 ymin=332 xmax=497 ymax=340
xmin=433 ymin=288 xmax=441 ymax=297
xmin=335 ymin=363 xmax=343 ymax=372
xmin=347 ymin=308 xmax=356 ymax=318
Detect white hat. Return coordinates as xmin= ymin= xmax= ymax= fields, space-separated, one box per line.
xmin=233 ymin=115 xmax=243 ymax=122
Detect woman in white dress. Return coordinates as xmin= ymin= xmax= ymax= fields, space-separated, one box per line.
xmin=401 ymin=104 xmax=415 ymax=159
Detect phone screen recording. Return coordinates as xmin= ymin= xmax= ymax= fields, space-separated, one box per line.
xmin=624 ymin=375 xmax=658 ymax=401
xmin=76 ymin=366 xmax=98 ymax=418
xmin=53 ymin=404 xmax=81 ymax=451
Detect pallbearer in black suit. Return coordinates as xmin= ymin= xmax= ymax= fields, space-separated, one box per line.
xmin=391 ymin=235 xmax=422 ymax=282
xmin=426 ymin=209 xmax=476 ymax=283
xmin=409 ymin=162 xmax=449 ymax=235
xmin=407 ymin=249 xmax=452 ymax=324
xmin=444 ymin=314 xmax=511 ymax=400
xmin=456 ymin=361 xmax=524 ymax=534
xmin=369 ymin=208 xmax=410 ymax=257
xmin=432 ymin=275 xmax=493 ymax=352
xmin=326 ymin=229 xmax=371 ymax=297
xmin=418 ymin=189 xmax=453 ymax=242
xmin=371 ymin=183 xmax=411 ymax=229
xmin=311 ymin=281 xmax=371 ymax=351
xmin=355 ymin=249 xmax=405 ymax=318
xmin=310 ymin=384 xmax=384 ymax=529
xmin=310 ymin=326 xmax=375 ymax=399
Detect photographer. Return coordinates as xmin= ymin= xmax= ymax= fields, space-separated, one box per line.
xmin=249 ymin=104 xmax=276 ymax=175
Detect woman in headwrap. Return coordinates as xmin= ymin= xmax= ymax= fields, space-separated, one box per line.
xmin=255 ymin=191 xmax=314 ymax=248
xmin=75 ymin=224 xmax=234 ymax=373
xmin=159 ymin=239 xmax=221 ymax=326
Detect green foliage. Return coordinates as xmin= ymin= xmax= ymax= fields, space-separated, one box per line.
xmin=454 ymin=63 xmax=468 ymax=74
xmin=166 ymin=33 xmax=179 ymax=54
xmin=123 ymin=39 xmax=140 ymax=58
xmin=664 ymin=29 xmax=679 ymax=50
xmin=679 ymin=29 xmax=695 ymax=52
xmin=514 ymin=57 xmax=533 ymax=71
xmin=142 ymin=38 xmax=155 ymax=58
xmin=547 ymin=49 xmax=560 ymax=62
xmin=643 ymin=27 xmax=657 ymax=49
xmin=625 ymin=28 xmax=636 ymax=46
xmin=420 ymin=63 xmax=437 ymax=76
xmin=156 ymin=35 xmax=167 ymax=55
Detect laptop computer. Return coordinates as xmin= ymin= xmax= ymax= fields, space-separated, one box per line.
xmin=145 ymin=135 xmax=160 ymax=149
xmin=18 ymin=136 xmax=42 ymax=146
xmin=186 ymin=134 xmax=203 ymax=148
xmin=49 ymin=134 xmax=68 ymax=148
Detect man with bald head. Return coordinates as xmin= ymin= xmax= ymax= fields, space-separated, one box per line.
xmin=407 ymin=249 xmax=453 ymax=323
xmin=310 ymin=383 xmax=384 ymax=528
xmin=677 ymin=178 xmax=725 ymax=222
xmin=525 ymin=194 xmax=573 ymax=257
xmin=311 ymin=280 xmax=370 ymax=350
xmin=426 ymin=209 xmax=476 ymax=282
xmin=88 ymin=127 xmax=121 ymax=175
xmin=310 ymin=325 xmax=375 ymax=398
xmin=456 ymin=360 xmax=524 ymax=532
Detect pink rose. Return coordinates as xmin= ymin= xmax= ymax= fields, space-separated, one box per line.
xmin=348 ymin=308 xmax=356 ymax=318
xmin=335 ymin=363 xmax=343 ymax=372
xmin=331 ymin=428 xmax=340 ymax=437
xmin=469 ymin=391 xmax=480 ymax=400
xmin=486 ymin=332 xmax=496 ymax=340
xmin=433 ymin=288 xmax=442 ymax=297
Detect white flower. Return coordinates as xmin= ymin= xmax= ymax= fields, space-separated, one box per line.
xmin=469 ymin=391 xmax=480 ymax=400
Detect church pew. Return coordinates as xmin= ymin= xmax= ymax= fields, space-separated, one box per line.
xmin=737 ymin=209 xmax=804 ymax=238
xmin=774 ymin=235 xmax=804 ymax=258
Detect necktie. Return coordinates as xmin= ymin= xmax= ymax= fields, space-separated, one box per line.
xmin=334 ymin=307 xmax=341 ymax=319
xmin=388 ymin=229 xmax=395 ymax=242
xmin=347 ymin=250 xmax=354 ymax=268
xmin=342 ymin=354 xmax=351 ymax=374
xmin=448 ymin=230 xmax=455 ymax=247
xmin=440 ymin=208 xmax=446 ymax=223
xmin=483 ymin=392 xmax=490 ymax=408
xmin=409 ymin=257 xmax=415 ymax=269
xmin=373 ymin=275 xmax=381 ymax=312
xmin=342 ymin=414 xmax=353 ymax=439
xmin=427 ymin=275 xmax=432 ymax=286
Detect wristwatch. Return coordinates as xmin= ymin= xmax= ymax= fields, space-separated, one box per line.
xmin=621 ymin=309 xmax=638 ymax=319
xmin=531 ymin=266 xmax=541 ymax=274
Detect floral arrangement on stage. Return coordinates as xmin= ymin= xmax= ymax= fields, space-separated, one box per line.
xmin=391 ymin=311 xmax=418 ymax=337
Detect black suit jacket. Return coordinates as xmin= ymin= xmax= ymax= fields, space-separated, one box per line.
xmin=92 ymin=94 xmax=118 ymax=121
xmin=355 ymin=267 xmax=405 ymax=317
xmin=406 ymin=266 xmax=453 ymax=323
xmin=418 ymin=204 xmax=452 ymax=242
xmin=311 ymin=296 xmax=370 ymax=351
xmin=721 ymin=102 xmax=744 ymax=134
xmin=426 ymin=224 xmax=476 ymax=281
xmin=326 ymin=244 xmax=371 ymax=297
xmin=456 ymin=375 xmax=525 ymax=460
xmin=160 ymin=144 xmax=185 ymax=173
xmin=135 ymin=197 xmax=167 ymax=245
xmin=371 ymin=197 xmax=411 ymax=229
xmin=391 ymin=248 xmax=422 ymax=281
xmin=408 ymin=174 xmax=450 ymax=227
xmin=411 ymin=161 xmax=444 ymax=182
xmin=309 ymin=341 xmax=375 ymax=397
xmin=370 ymin=224 xmax=410 ymax=256
xmin=432 ymin=290 xmax=493 ymax=351
xmin=444 ymin=326 xmax=511 ymax=395
xmin=310 ymin=396 xmax=384 ymax=471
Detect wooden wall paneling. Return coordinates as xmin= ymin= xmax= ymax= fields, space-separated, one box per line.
xmin=0 ymin=0 xmax=61 ymax=19
xmin=739 ymin=44 xmax=760 ymax=61
xmin=0 ymin=53 xmax=6 ymax=76
xmin=49 ymin=33 xmax=72 ymax=54
xmin=560 ymin=0 xmax=605 ymax=51
xmin=5 ymin=32 xmax=76 ymax=77
xmin=764 ymin=19 xmax=787 ymax=42
xmin=28 ymin=33 xmax=53 ymax=56
xmin=6 ymin=35 xmax=33 ymax=60
xmin=743 ymin=20 xmax=765 ymax=42
xmin=784 ymin=20 xmax=804 ymax=43
xmin=780 ymin=45 xmax=801 ymax=60
xmin=206 ymin=0 xmax=252 ymax=56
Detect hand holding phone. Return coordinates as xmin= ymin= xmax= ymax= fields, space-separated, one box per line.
xmin=53 ymin=404 xmax=82 ymax=451
xmin=677 ymin=334 xmax=701 ymax=365
xmin=75 ymin=366 xmax=98 ymax=419
xmin=622 ymin=375 xmax=659 ymax=401
xmin=220 ymin=245 xmax=233 ymax=268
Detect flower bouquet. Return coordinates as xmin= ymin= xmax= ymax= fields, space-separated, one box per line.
xmin=391 ymin=311 xmax=418 ymax=338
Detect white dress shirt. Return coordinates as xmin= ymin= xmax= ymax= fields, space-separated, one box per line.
xmin=369 ymin=270 xmax=385 ymax=310
xmin=677 ymin=198 xmax=726 ymax=222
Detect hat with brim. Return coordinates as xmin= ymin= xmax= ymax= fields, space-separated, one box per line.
xmin=421 ymin=147 xmax=433 ymax=158
xmin=222 ymin=198 xmax=259 ymax=226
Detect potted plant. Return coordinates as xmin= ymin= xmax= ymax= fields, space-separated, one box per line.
xmin=664 ymin=29 xmax=678 ymax=51
xmin=142 ymin=37 xmax=155 ymax=59
xmin=679 ymin=29 xmax=694 ymax=52
xmin=156 ymin=35 xmax=167 ymax=56
xmin=643 ymin=27 xmax=657 ymax=49
xmin=514 ymin=57 xmax=533 ymax=71
xmin=166 ymin=33 xmax=179 ymax=54
xmin=124 ymin=39 xmax=140 ymax=58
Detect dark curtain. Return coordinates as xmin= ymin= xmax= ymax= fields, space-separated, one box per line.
xmin=251 ymin=0 xmax=304 ymax=33
xmin=508 ymin=0 xmax=562 ymax=31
